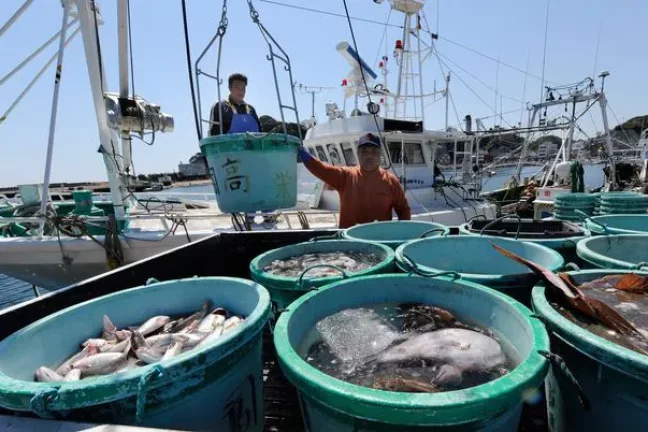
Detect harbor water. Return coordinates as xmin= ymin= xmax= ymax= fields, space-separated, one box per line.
xmin=0 ymin=163 xmax=607 ymax=309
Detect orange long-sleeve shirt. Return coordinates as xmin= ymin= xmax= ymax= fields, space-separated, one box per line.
xmin=303 ymin=158 xmax=412 ymax=228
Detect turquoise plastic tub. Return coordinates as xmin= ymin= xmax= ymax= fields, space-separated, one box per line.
xmin=395 ymin=236 xmax=565 ymax=305
xmin=584 ymin=214 xmax=648 ymax=235
xmin=200 ymin=132 xmax=301 ymax=213
xmin=576 ymin=234 xmax=648 ymax=270
xmin=532 ymin=269 xmax=648 ymax=431
xmin=250 ymin=240 xmax=395 ymax=309
xmin=274 ymin=274 xmax=550 ymax=431
xmin=341 ymin=220 xmax=450 ymax=249
xmin=0 ymin=277 xmax=270 ymax=431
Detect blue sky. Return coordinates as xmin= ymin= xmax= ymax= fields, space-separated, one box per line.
xmin=1 ymin=0 xmax=645 ymax=187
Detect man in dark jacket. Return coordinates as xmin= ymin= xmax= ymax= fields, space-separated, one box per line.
xmin=209 ymin=73 xmax=261 ymax=135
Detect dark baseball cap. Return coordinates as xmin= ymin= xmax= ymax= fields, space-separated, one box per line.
xmin=358 ymin=133 xmax=381 ymax=147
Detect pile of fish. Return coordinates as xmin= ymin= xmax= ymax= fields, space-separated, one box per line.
xmin=303 ymin=303 xmax=513 ymax=393
xmin=263 ymin=251 xmax=382 ymax=278
xmin=492 ymin=243 xmax=648 ymax=355
xmin=34 ymin=301 xmax=245 ymax=383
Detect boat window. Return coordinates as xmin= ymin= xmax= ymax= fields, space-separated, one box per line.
xmin=307 ymin=147 xmax=316 ymax=157
xmin=315 ymin=145 xmax=329 ymax=162
xmin=386 ymin=142 xmax=425 ymax=165
xmin=326 ymin=144 xmax=343 ymax=166
xmin=340 ymin=142 xmax=357 ymax=166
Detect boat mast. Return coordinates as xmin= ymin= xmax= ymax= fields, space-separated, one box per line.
xmin=73 ymin=0 xmax=128 ymax=220
xmin=117 ymin=0 xmax=133 ymax=174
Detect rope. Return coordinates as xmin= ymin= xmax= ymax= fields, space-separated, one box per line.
xmin=135 ymin=365 xmax=164 ymax=424
xmin=180 ymin=0 xmax=202 ymax=141
xmin=538 ymin=350 xmax=591 ymax=411
xmin=30 ymin=387 xmax=59 ymax=419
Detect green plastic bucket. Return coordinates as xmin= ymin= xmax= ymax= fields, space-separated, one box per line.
xmin=584 ymin=214 xmax=648 ymax=235
xmin=0 ymin=277 xmax=270 ymax=431
xmin=576 ymin=234 xmax=648 ymax=270
xmin=274 ymin=274 xmax=550 ymax=431
xmin=532 ymin=269 xmax=648 ymax=431
xmin=249 ymin=240 xmax=395 ymax=309
xmin=395 ymin=236 xmax=565 ymax=305
xmin=200 ymin=132 xmax=301 ymax=213
xmin=341 ymin=220 xmax=450 ymax=249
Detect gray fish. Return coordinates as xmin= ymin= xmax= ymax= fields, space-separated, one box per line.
xmin=130 ymin=330 xmax=149 ymax=351
xmin=116 ymin=357 xmax=146 ymax=373
xmin=102 ymin=315 xmax=117 ymax=342
xmin=168 ymin=301 xmax=211 ymax=333
xmin=115 ymin=330 xmax=132 ymax=341
xmin=63 ymin=369 xmax=82 ymax=382
xmin=83 ymin=338 xmax=110 ymax=348
xmin=372 ymin=328 xmax=507 ymax=387
xmin=136 ymin=316 xmax=171 ymax=336
xmin=178 ymin=319 xmax=201 ymax=334
xmin=179 ymin=332 xmax=208 ymax=348
xmin=145 ymin=333 xmax=189 ymax=348
xmin=72 ymin=352 xmax=127 ymax=377
xmin=35 ymin=366 xmax=64 ymax=382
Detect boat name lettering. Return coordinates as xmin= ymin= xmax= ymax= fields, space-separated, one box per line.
xmin=398 ymin=176 xmax=424 ymax=185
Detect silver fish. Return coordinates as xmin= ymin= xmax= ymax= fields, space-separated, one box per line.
xmin=136 ymin=316 xmax=171 ymax=336
xmin=55 ymin=345 xmax=95 ymax=376
xmin=116 ymin=357 xmax=146 ymax=373
xmin=135 ymin=347 xmax=165 ymax=364
xmin=83 ymin=338 xmax=109 ymax=348
xmin=197 ymin=324 xmax=224 ymax=347
xmin=63 ymin=369 xmax=82 ymax=382
xmin=131 ymin=330 xmax=149 ymax=351
xmin=223 ymin=316 xmax=243 ymax=334
xmin=35 ymin=366 xmax=64 ymax=382
xmin=162 ymin=341 xmax=184 ymax=360
xmin=145 ymin=333 xmax=189 ymax=348
xmin=167 ymin=301 xmax=211 ymax=333
xmin=180 ymin=333 xmax=208 ymax=348
xmin=102 ymin=315 xmax=117 ymax=342
xmin=115 ymin=330 xmax=132 ymax=341
xmin=73 ymin=352 xmax=127 ymax=377
xmin=100 ymin=338 xmax=130 ymax=353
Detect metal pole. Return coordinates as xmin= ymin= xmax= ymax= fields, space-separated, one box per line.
xmin=444 ymin=73 xmax=450 ymax=130
xmin=0 ymin=27 xmax=80 ymax=126
xmin=514 ymin=107 xmax=538 ymax=180
xmin=0 ymin=19 xmax=78 ymax=88
xmin=39 ymin=1 xmax=71 ymax=237
xmin=598 ymin=92 xmax=617 ymax=190
xmin=416 ymin=15 xmax=425 ymax=124
xmin=564 ymin=101 xmax=577 ymax=161
xmin=74 ymin=0 xmax=127 ymax=220
xmin=393 ymin=13 xmax=409 ymax=118
xmin=0 ymin=0 xmax=34 ymax=39
xmin=117 ymin=0 xmax=133 ymax=174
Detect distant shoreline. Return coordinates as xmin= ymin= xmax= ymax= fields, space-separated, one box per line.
xmin=0 ymin=178 xmax=213 ymax=196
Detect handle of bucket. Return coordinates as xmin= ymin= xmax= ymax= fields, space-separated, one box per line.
xmin=538 ymin=350 xmax=591 ymax=412
xmin=400 ymin=253 xmax=460 ymax=280
xmin=296 ymin=264 xmax=348 ymax=290
xmin=136 ymin=365 xmax=164 ymax=425
xmin=308 ymin=232 xmax=341 ymax=242
xmin=563 ymin=262 xmax=581 ymax=271
xmin=479 ymin=214 xmax=522 ymax=240
xmin=419 ymin=228 xmax=447 ymax=238
xmin=633 ymin=262 xmax=648 ymax=271
xmin=145 ymin=277 xmax=160 ymax=286
xmin=29 ymin=388 xmax=59 ymax=419
xmin=575 ymin=210 xmax=609 ymax=234
xmin=468 ymin=214 xmax=488 ymax=223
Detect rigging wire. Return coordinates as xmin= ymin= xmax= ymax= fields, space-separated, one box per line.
xmin=606 ymin=102 xmax=634 ymax=145
xmin=259 ymin=0 xmax=550 ymax=84
xmin=373 ymin=7 xmax=392 ymax=69
xmin=180 ymin=0 xmax=202 ymax=141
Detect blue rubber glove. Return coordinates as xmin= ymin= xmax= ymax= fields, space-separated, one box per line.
xmin=298 ymin=146 xmax=313 ymax=163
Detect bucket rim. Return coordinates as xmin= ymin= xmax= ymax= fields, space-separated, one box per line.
xmin=341 ymin=220 xmax=450 ymax=244
xmin=249 ymin=239 xmax=395 ymax=290
xmin=457 ymin=222 xmax=590 ymax=246
xmin=0 ymin=276 xmax=271 ymax=411
xmin=585 ymin=215 xmax=648 ymax=235
xmin=394 ymin=236 xmax=565 ymax=282
xmin=199 ymin=131 xmax=302 ymax=147
xmin=273 ymin=273 xmax=550 ymax=425
xmin=531 ymin=269 xmax=648 ymax=379
xmin=576 ymin=234 xmax=648 ymax=270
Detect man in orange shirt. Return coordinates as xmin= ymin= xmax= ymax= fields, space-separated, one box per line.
xmin=298 ymin=133 xmax=411 ymax=228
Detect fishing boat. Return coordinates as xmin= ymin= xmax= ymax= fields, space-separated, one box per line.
xmin=0 ymin=0 xmax=499 ymax=290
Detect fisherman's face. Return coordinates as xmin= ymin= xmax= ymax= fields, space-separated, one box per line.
xmin=229 ymin=81 xmax=246 ymax=104
xmin=357 ymin=145 xmax=381 ymax=171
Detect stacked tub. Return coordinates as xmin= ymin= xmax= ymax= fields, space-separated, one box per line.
xmin=598 ymin=192 xmax=648 ymax=215
xmin=553 ymin=193 xmax=597 ymax=222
